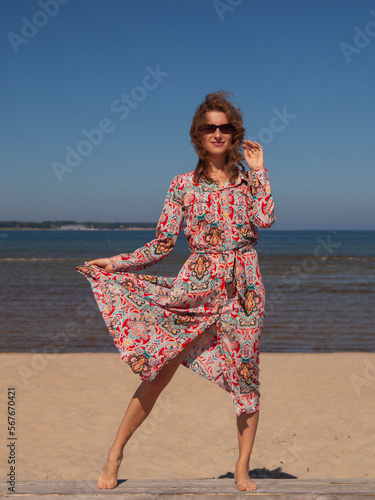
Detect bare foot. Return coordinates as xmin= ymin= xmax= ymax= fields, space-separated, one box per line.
xmin=235 ymin=462 xmax=257 ymax=492
xmin=97 ymin=450 xmax=123 ymax=489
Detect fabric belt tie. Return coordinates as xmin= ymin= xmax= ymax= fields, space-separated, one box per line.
xmin=193 ymin=244 xmax=256 ymax=305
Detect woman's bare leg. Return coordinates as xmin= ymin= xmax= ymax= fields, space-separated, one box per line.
xmin=235 ymin=410 xmax=259 ymax=491
xmin=97 ymin=337 xmax=201 ymax=489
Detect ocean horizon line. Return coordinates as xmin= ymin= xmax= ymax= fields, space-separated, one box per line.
xmin=1 ymin=226 xmax=374 ymax=232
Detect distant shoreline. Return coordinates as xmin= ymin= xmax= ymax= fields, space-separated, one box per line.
xmin=0 ymin=222 xmax=157 ymax=231
xmin=0 ymin=227 xmax=157 ymax=231
xmin=1 ymin=227 xmax=374 ymax=232
xmin=0 ymin=224 xmax=373 ymax=232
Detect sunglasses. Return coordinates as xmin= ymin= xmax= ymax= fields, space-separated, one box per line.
xmin=200 ymin=123 xmax=235 ymax=135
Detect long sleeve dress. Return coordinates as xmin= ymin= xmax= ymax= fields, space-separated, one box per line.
xmin=77 ymin=167 xmax=275 ymax=415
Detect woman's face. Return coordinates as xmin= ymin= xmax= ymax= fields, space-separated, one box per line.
xmin=200 ymin=111 xmax=233 ymax=159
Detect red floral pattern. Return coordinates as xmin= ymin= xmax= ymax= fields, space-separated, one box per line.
xmin=77 ymin=168 xmax=275 ymax=415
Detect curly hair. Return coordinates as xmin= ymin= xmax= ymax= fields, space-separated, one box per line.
xmin=190 ymin=91 xmax=246 ymax=184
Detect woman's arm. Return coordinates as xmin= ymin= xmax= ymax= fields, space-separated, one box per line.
xmin=243 ymin=140 xmax=275 ymax=228
xmin=106 ymin=176 xmax=184 ymax=272
xmin=248 ymin=168 xmax=275 ymax=228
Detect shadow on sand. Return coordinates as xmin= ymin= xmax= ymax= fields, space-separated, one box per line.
xmin=218 ymin=467 xmax=297 ymax=479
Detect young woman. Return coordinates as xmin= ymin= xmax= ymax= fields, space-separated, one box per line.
xmin=77 ymin=91 xmax=275 ymax=492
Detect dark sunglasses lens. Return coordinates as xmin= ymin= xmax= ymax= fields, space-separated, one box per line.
xmin=202 ymin=125 xmax=216 ymax=134
xmin=201 ymin=124 xmax=234 ymax=134
xmin=219 ymin=124 xmax=234 ymax=134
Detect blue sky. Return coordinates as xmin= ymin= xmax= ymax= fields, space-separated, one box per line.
xmin=1 ymin=0 xmax=374 ymax=229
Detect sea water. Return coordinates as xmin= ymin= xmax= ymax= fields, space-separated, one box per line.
xmin=1 ymin=230 xmax=374 ymax=352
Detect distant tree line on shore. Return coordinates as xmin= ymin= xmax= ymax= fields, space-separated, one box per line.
xmin=0 ymin=221 xmax=157 ymax=230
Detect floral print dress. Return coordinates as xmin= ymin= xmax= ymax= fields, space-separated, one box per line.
xmin=77 ymin=168 xmax=275 ymax=415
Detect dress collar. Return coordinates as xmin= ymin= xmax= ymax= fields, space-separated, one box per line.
xmin=200 ymin=170 xmax=247 ymax=190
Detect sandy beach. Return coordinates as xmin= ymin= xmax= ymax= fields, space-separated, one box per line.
xmin=1 ymin=352 xmax=374 ymax=484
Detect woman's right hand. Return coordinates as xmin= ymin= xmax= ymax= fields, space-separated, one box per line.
xmin=86 ymin=258 xmax=114 ymax=271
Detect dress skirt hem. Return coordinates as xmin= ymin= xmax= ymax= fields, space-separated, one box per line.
xmin=77 ymin=260 xmax=262 ymax=416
